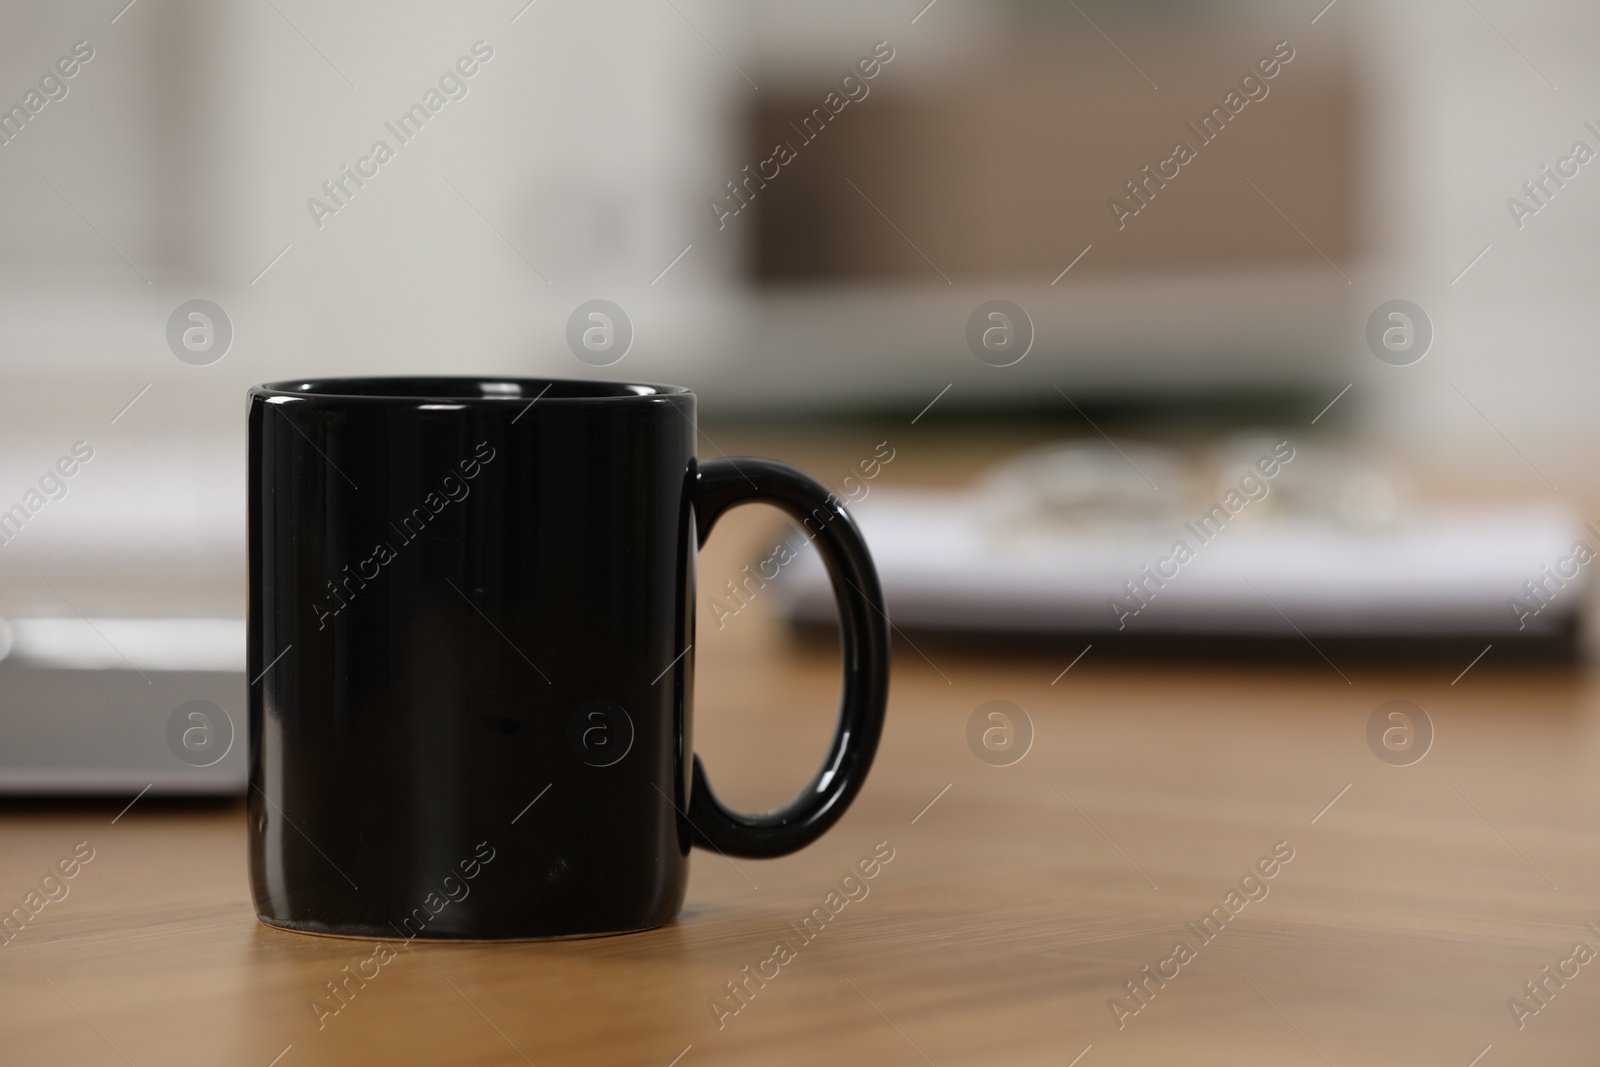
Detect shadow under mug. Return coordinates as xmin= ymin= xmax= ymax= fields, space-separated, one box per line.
xmin=247 ymin=376 xmax=890 ymax=939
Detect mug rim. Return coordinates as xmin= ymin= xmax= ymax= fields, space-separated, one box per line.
xmin=251 ymin=375 xmax=692 ymax=404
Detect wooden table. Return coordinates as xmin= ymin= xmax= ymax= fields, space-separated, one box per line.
xmin=4 ymin=428 xmax=1599 ymax=1065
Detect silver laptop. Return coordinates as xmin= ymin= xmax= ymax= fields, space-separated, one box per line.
xmin=0 ymin=616 xmax=246 ymax=796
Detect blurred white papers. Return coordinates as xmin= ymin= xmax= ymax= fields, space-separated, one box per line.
xmin=781 ymin=488 xmax=1584 ymax=639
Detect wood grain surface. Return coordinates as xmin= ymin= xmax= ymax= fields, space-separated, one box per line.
xmin=2 ymin=428 xmax=1598 ymax=1066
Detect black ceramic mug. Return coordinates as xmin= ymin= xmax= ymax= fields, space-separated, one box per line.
xmin=247 ymin=376 xmax=890 ymax=939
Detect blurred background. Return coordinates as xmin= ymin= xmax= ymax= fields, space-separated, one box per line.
xmin=1 ymin=0 xmax=1598 ymax=789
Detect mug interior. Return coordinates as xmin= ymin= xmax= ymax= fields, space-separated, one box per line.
xmin=259 ymin=376 xmax=688 ymax=401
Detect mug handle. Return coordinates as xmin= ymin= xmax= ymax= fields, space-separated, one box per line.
xmin=687 ymin=457 xmax=891 ymax=858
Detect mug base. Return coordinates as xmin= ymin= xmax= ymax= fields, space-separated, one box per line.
xmin=255 ymin=913 xmax=672 ymax=943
